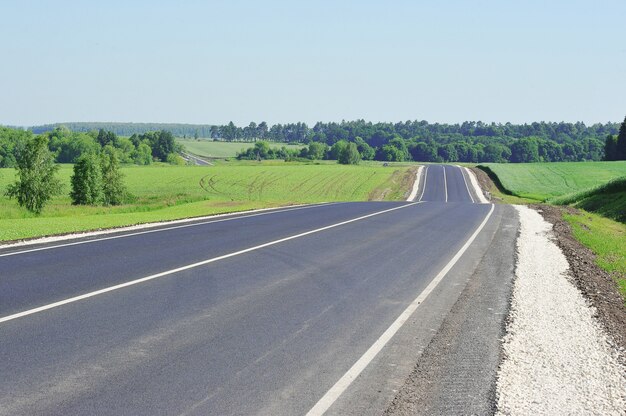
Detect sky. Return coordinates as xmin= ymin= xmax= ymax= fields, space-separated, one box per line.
xmin=1 ymin=0 xmax=625 ymax=127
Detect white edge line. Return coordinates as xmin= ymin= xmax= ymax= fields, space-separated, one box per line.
xmin=406 ymin=166 xmax=424 ymax=202
xmin=418 ymin=166 xmax=428 ymax=202
xmin=455 ymin=165 xmax=475 ymax=204
xmin=464 ymin=167 xmax=489 ymax=204
xmin=0 ymin=202 xmax=421 ymax=325
xmin=306 ymin=203 xmax=495 ymax=416
xmin=0 ymin=203 xmax=336 ymax=258
xmin=443 ymin=165 xmax=448 ymax=203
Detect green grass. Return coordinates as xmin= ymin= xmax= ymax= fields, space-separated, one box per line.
xmin=479 ymin=160 xmax=626 ymax=302
xmin=177 ymin=139 xmax=305 ymax=158
xmin=0 ymin=163 xmax=414 ymax=241
xmin=563 ymin=211 xmax=626 ymax=302
xmin=479 ymin=161 xmax=626 ymax=201
xmin=549 ymin=177 xmax=626 ymax=222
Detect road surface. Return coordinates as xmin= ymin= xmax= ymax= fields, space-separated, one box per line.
xmin=0 ymin=165 xmax=518 ymax=415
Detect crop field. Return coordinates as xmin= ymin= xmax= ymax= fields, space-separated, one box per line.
xmin=178 ymin=139 xmax=305 ymax=158
xmin=480 ymin=161 xmax=626 ymax=201
xmin=0 ymin=163 xmax=414 ymax=241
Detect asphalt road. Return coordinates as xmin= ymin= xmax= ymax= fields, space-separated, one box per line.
xmin=0 ymin=164 xmax=511 ymax=415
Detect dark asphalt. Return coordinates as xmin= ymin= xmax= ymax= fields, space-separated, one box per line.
xmin=0 ymin=164 xmax=505 ymax=415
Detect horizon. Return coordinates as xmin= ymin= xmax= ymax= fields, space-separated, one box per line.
xmin=6 ymin=117 xmax=623 ymax=130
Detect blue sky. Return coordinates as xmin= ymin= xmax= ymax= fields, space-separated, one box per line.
xmin=1 ymin=0 xmax=624 ymax=126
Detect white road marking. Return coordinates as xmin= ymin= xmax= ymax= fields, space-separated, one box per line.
xmin=443 ymin=165 xmax=448 ymax=202
xmin=456 ymin=165 xmax=475 ymax=203
xmin=406 ymin=166 xmax=424 ymax=202
xmin=464 ymin=167 xmax=490 ymax=203
xmin=305 ymin=203 xmax=495 ymax=416
xmin=0 ymin=202 xmax=421 ymax=325
xmin=418 ymin=166 xmax=428 ymax=202
xmin=0 ymin=204 xmax=335 ymax=258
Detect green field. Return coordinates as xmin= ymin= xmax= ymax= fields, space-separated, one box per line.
xmin=0 ymin=163 xmax=414 ymax=241
xmin=480 ymin=160 xmax=626 ymax=301
xmin=178 ymin=139 xmax=305 ymax=158
xmin=479 ymin=161 xmax=626 ymax=201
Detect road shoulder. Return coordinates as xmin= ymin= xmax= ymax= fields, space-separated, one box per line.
xmin=382 ymin=205 xmax=518 ymax=415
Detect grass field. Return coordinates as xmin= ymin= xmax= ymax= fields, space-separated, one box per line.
xmin=563 ymin=211 xmax=626 ymax=302
xmin=480 ymin=160 xmax=626 ymax=301
xmin=178 ymin=139 xmax=305 ymax=158
xmin=0 ymin=163 xmax=414 ymax=241
xmin=479 ymin=161 xmax=626 ymax=201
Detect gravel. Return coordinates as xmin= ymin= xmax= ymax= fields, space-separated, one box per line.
xmin=496 ymin=205 xmax=626 ymax=415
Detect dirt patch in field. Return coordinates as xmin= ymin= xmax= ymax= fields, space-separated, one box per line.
xmin=535 ymin=203 xmax=626 ymax=352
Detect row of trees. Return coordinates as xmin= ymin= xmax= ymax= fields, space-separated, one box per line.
xmin=27 ymin=120 xmax=619 ymax=144
xmin=238 ymin=134 xmax=610 ymax=164
xmin=208 ymin=120 xmax=619 ymax=163
xmin=0 ymin=126 xmax=183 ymax=168
xmin=4 ymin=136 xmax=127 ymax=213
xmin=236 ymin=140 xmax=366 ymax=164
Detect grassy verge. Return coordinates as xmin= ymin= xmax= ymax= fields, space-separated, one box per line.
xmin=478 ymin=161 xmax=626 ymax=301
xmin=563 ymin=210 xmax=626 ymax=301
xmin=0 ymin=162 xmax=414 ymax=241
xmin=549 ymin=177 xmax=626 ymax=223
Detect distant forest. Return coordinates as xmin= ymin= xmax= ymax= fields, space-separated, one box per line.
xmin=5 ymin=118 xmax=624 ymax=163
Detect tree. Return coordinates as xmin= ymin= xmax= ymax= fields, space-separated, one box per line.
xmin=96 ymin=129 xmax=118 ymax=147
xmin=306 ymin=142 xmax=327 ymax=160
xmin=604 ymin=134 xmax=618 ymax=161
xmin=510 ymin=137 xmax=540 ymax=163
xmin=338 ymin=142 xmax=360 ymax=164
xmin=133 ymin=142 xmax=152 ymax=165
xmin=70 ymin=153 xmax=102 ymax=205
xmin=100 ymin=145 xmax=127 ymax=205
xmin=329 ymin=140 xmax=348 ymax=160
xmin=5 ymin=135 xmax=62 ymax=213
xmin=616 ymin=115 xmax=626 ymax=160
xmin=354 ymin=137 xmax=375 ymax=160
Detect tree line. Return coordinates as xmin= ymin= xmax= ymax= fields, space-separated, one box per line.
xmin=0 ymin=126 xmax=184 ymax=168
xmin=23 ymin=119 xmax=621 ymax=163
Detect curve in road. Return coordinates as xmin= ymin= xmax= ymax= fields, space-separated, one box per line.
xmin=0 ymin=164 xmax=508 ymax=416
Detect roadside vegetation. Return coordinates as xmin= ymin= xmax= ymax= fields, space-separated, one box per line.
xmin=563 ymin=211 xmax=625 ymax=301
xmin=0 ymin=162 xmax=414 ymax=241
xmin=477 ymin=121 xmax=626 ymax=301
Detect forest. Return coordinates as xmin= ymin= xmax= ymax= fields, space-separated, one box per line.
xmin=3 ymin=118 xmax=624 ymax=164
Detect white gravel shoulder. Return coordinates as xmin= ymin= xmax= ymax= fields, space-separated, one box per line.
xmin=496 ymin=205 xmax=626 ymax=415
xmin=406 ymin=165 xmax=424 ymax=201
xmin=463 ymin=166 xmax=489 ymax=203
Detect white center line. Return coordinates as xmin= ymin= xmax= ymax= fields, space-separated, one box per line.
xmin=305 ymin=203 xmax=495 ymax=416
xmin=0 ymin=202 xmax=421 ymax=325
